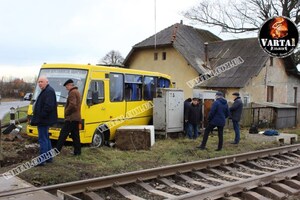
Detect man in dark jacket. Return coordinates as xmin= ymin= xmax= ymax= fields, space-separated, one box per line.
xmin=229 ymin=92 xmax=243 ymax=144
xmin=185 ymin=97 xmax=202 ymax=139
xmin=183 ymin=98 xmax=192 ymax=135
xmin=31 ymin=76 xmax=58 ymax=165
xmin=57 ymin=79 xmax=82 ymax=155
xmin=198 ymin=91 xmax=229 ymax=151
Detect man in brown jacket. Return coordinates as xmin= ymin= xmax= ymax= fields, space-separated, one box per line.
xmin=57 ymin=79 xmax=82 ymax=155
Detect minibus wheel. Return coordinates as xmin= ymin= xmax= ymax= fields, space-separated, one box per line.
xmin=91 ymin=131 xmax=104 ymax=147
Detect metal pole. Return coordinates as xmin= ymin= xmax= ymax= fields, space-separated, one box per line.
xmin=0 ymin=120 xmax=3 ymax=163
xmin=10 ymin=107 xmax=15 ymax=125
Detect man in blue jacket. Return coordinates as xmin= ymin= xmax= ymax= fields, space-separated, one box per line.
xmin=197 ymin=91 xmax=229 ymax=151
xmin=31 ymin=76 xmax=58 ymax=165
xmin=229 ymin=92 xmax=243 ymax=144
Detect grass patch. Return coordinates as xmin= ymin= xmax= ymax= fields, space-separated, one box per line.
xmin=2 ymin=106 xmax=28 ymax=126
xmin=0 ymin=128 xmax=288 ymax=186
xmin=1 ymin=106 xmax=28 ymax=136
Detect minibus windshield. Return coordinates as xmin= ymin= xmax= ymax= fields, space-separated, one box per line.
xmin=32 ymin=68 xmax=87 ymax=104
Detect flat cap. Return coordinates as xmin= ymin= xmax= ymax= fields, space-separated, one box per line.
xmin=216 ymin=91 xmax=223 ymax=97
xmin=232 ymin=92 xmax=240 ymax=96
xmin=63 ymin=79 xmax=74 ymax=86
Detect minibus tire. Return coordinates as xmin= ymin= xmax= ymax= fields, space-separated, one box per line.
xmin=91 ymin=131 xmax=104 ymax=147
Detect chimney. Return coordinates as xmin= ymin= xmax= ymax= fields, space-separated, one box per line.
xmin=180 ymin=20 xmax=183 ymax=25
xmin=204 ymin=42 xmax=209 ymax=67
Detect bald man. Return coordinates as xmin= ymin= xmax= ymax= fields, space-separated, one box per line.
xmin=31 ymin=76 xmax=58 ymax=166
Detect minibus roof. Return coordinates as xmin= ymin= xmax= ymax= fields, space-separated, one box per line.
xmin=41 ymin=63 xmax=171 ymax=79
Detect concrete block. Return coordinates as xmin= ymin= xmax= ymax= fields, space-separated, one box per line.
xmin=117 ymin=125 xmax=155 ymax=146
xmin=115 ymin=125 xmax=155 ymax=150
xmin=247 ymin=133 xmax=297 ymax=145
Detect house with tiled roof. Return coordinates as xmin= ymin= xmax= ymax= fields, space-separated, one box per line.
xmin=123 ymin=22 xmax=300 ymax=105
xmin=123 ymin=22 xmax=221 ymax=98
xmin=198 ymin=38 xmax=300 ymax=105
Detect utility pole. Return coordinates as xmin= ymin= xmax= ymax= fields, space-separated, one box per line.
xmin=0 ymin=120 xmax=3 ymax=164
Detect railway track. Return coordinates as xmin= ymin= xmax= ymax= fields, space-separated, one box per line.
xmin=1 ymin=144 xmax=300 ymax=200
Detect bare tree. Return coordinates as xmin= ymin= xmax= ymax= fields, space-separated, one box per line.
xmin=183 ymin=0 xmax=299 ymax=33
xmin=100 ymin=50 xmax=125 ymax=66
xmin=0 ymin=78 xmax=34 ymax=98
xmin=183 ymin=0 xmax=300 ymax=63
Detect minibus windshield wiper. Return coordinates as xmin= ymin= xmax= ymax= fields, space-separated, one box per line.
xmin=56 ymin=94 xmax=67 ymax=99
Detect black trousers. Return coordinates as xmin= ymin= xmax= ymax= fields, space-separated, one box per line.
xmin=57 ymin=121 xmax=81 ymax=155
xmin=200 ymin=123 xmax=224 ymax=150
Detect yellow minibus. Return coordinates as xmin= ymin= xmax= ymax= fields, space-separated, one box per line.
xmin=27 ymin=63 xmax=171 ymax=147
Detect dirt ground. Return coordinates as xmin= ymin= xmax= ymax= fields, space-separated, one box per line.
xmin=0 ymin=132 xmax=40 ymax=167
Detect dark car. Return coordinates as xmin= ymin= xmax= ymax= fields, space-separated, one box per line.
xmin=23 ymin=93 xmax=33 ymax=101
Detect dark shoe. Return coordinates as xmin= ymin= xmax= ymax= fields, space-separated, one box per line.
xmin=215 ymin=148 xmax=222 ymax=151
xmin=196 ymin=146 xmax=207 ymax=150
xmin=46 ymin=159 xmax=53 ymax=163
xmin=73 ymin=153 xmax=81 ymax=156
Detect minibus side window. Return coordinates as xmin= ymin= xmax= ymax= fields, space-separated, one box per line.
xmin=87 ymin=80 xmax=104 ymax=105
xmin=143 ymin=76 xmax=157 ymax=100
xmin=125 ymin=74 xmax=142 ymax=101
xmin=110 ymin=73 xmax=124 ymax=102
xmin=158 ymin=78 xmax=170 ymax=88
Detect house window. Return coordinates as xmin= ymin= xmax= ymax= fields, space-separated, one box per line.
xmin=270 ymin=57 xmax=273 ymax=66
xmin=294 ymin=87 xmax=297 ymax=104
xmin=154 ymin=52 xmax=158 ymax=61
xmin=172 ymin=82 xmax=176 ymax=88
xmin=243 ymin=96 xmax=249 ymax=105
xmin=267 ymin=86 xmax=274 ymax=102
xmin=162 ymin=52 xmax=167 ymax=60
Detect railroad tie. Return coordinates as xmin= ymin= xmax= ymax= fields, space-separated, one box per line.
xmin=270 ymin=182 xmax=299 ymax=195
xmin=57 ymin=190 xmax=81 ymax=200
xmin=289 ymin=153 xmax=300 ymax=159
xmin=222 ymin=197 xmax=241 ymax=200
xmin=113 ymin=186 xmax=145 ymax=200
xmin=234 ymin=163 xmax=266 ymax=175
xmin=177 ymin=174 xmax=212 ymax=188
xmin=136 ymin=181 xmax=176 ymax=199
xmin=219 ymin=166 xmax=253 ymax=178
xmin=83 ymin=191 xmax=105 ymax=200
xmin=242 ymin=191 xmax=272 ymax=200
xmin=269 ymin=156 xmax=295 ymax=165
xmin=256 ymin=186 xmax=286 ymax=199
xmin=283 ymin=179 xmax=300 ymax=190
xmin=278 ymin=154 xmax=300 ymax=162
xmin=208 ymin=169 xmax=242 ymax=181
xmin=260 ymin=158 xmax=287 ymax=168
xmin=247 ymin=161 xmax=278 ymax=171
xmin=192 ymin=171 xmax=229 ymax=184
xmin=159 ymin=178 xmax=195 ymax=193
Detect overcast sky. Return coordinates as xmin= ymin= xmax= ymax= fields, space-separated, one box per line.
xmin=1 ymin=0 xmax=255 ymax=81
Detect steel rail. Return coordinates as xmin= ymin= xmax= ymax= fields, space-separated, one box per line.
xmin=0 ymin=144 xmax=300 ymax=197
xmin=173 ymin=165 xmax=300 ymax=199
xmin=42 ymin=143 xmax=300 ymax=195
